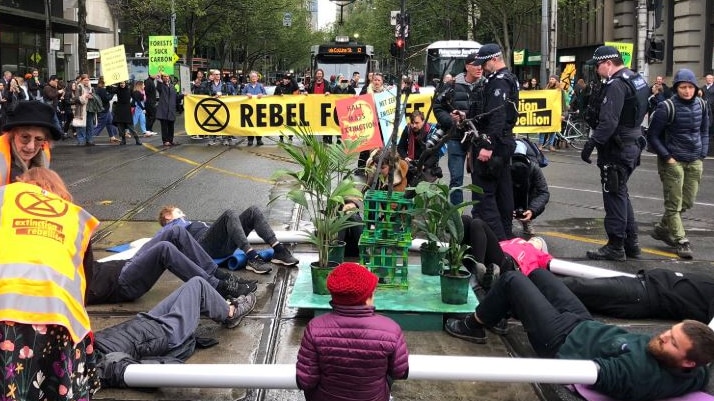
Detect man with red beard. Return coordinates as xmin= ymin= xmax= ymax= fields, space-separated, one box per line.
xmin=445 ymin=269 xmax=714 ymax=401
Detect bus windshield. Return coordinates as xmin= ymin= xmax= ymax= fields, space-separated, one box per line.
xmin=424 ymin=41 xmax=481 ymax=88
xmin=311 ymin=43 xmax=373 ymax=85
xmin=314 ymin=57 xmax=370 ymax=82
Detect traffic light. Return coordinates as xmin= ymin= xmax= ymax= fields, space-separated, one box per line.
xmin=390 ymin=11 xmax=409 ymax=58
xmin=390 ymin=38 xmax=405 ymax=58
xmin=646 ymin=38 xmax=665 ymax=63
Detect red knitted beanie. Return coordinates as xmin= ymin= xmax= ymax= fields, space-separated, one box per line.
xmin=326 ymin=262 xmax=378 ymax=306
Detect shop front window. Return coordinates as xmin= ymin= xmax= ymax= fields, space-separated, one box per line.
xmin=1 ymin=46 xmax=19 ymax=74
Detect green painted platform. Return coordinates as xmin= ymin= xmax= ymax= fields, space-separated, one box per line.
xmin=288 ymin=263 xmax=479 ymax=331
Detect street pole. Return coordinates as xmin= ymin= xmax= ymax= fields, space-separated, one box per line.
xmin=45 ymin=0 xmax=56 ymax=76
xmin=540 ymin=0 xmax=548 ymax=86
xmin=636 ymin=0 xmax=649 ymax=81
xmin=384 ymin=0 xmax=408 ymax=192
xmin=549 ymin=0 xmax=558 ymax=77
xmin=171 ymin=0 xmax=176 ymax=38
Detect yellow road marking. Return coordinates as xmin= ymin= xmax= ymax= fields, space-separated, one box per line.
xmin=541 ymin=231 xmax=678 ymax=258
xmin=143 ymin=143 xmax=273 ymax=184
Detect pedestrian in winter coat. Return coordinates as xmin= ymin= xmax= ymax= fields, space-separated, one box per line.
xmin=157 ymin=73 xmax=179 ymax=146
xmin=111 ymin=81 xmax=141 ymax=145
xmin=296 ymin=262 xmax=409 ymax=401
xmin=647 ymin=68 xmax=709 ymax=259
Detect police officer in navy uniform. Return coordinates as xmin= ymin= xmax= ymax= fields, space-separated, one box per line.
xmin=460 ymin=43 xmax=520 ymax=240
xmin=580 ymin=45 xmax=649 ymax=261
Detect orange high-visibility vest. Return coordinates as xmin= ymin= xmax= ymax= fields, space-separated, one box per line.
xmin=0 ymin=134 xmax=51 ymax=184
xmin=0 ymin=182 xmax=99 ymax=342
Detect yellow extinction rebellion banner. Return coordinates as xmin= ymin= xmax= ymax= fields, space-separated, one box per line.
xmin=184 ymin=90 xmax=562 ymax=137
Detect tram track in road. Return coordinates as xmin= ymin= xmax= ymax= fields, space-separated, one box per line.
xmin=66 ymin=146 xmax=172 ymax=189
xmin=90 ymin=147 xmax=233 ymax=243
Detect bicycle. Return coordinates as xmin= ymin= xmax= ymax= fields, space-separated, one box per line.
xmin=554 ymin=111 xmax=590 ymax=150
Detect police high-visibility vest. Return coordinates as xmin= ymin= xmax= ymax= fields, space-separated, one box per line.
xmin=0 ymin=182 xmax=99 ymax=342
xmin=0 ymin=134 xmax=52 ymax=185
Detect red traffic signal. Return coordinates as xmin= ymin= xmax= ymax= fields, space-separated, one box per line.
xmin=390 ymin=38 xmax=406 ymax=57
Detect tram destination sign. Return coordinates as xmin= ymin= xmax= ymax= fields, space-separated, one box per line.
xmin=318 ymin=45 xmax=367 ymax=55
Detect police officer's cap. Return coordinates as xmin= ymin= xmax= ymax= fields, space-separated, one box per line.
xmin=586 ymin=45 xmax=621 ymax=65
xmin=468 ymin=43 xmax=502 ymax=66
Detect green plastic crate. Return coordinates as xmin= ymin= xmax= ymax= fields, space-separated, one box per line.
xmin=362 ymin=189 xmax=413 ymax=232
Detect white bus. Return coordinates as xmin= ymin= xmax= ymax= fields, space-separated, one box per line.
xmin=310 ymin=36 xmax=374 ymax=89
xmin=422 ymin=40 xmax=482 ymax=93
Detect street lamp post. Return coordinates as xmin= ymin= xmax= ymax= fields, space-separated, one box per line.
xmin=329 ymin=0 xmax=357 ymax=25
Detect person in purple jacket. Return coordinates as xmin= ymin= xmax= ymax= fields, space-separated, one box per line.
xmin=296 ymin=262 xmax=410 ymax=401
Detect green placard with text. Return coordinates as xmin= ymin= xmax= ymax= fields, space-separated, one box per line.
xmin=149 ymin=35 xmax=175 ymax=75
xmin=604 ymin=41 xmax=634 ymax=69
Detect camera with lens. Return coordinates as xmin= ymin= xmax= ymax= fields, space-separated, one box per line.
xmin=425 ymin=128 xmax=448 ymax=149
xmin=514 ymin=208 xmax=527 ymax=219
xmin=435 ymin=85 xmax=455 ymax=108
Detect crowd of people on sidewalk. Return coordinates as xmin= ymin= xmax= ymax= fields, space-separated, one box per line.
xmin=0 ymin=69 xmax=186 ymax=147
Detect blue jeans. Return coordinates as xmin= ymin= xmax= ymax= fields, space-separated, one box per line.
xmin=76 ymin=126 xmax=91 ymax=145
xmin=133 ymin=108 xmax=147 ymax=134
xmin=52 ymin=112 xmax=63 ymax=134
xmin=539 ymin=133 xmax=556 ymax=147
xmin=447 ymin=139 xmax=466 ymax=205
xmin=76 ymin=112 xmax=97 ymax=144
xmin=92 ymin=111 xmax=118 ymax=138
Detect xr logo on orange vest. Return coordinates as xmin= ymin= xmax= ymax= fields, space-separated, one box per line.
xmin=14 ymin=191 xmax=68 ymax=217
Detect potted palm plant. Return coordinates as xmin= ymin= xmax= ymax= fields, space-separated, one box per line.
xmin=271 ymin=126 xmax=364 ymax=294
xmin=409 ymin=180 xmax=481 ymax=303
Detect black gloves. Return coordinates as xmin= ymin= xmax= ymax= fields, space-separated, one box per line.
xmin=581 ymin=139 xmax=596 ymax=164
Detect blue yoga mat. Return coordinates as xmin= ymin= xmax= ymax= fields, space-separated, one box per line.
xmin=107 ymin=243 xmax=132 ymax=253
xmin=213 ymin=248 xmax=274 ymax=271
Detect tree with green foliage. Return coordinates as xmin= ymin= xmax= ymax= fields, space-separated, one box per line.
xmin=109 ymin=0 xmax=320 ymax=77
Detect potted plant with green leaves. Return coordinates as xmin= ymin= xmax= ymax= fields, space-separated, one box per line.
xmin=410 ymin=180 xmax=450 ymax=275
xmin=409 ymin=180 xmax=481 ymax=303
xmin=271 ymin=125 xmax=364 ymax=295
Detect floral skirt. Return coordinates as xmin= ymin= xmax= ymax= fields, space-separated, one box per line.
xmin=0 ymin=322 xmax=98 ymax=401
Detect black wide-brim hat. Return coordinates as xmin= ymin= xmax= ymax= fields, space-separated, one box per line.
xmin=4 ymin=101 xmax=63 ymax=141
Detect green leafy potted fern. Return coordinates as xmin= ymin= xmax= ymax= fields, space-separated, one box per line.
xmin=271 ymin=126 xmax=364 ymax=294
